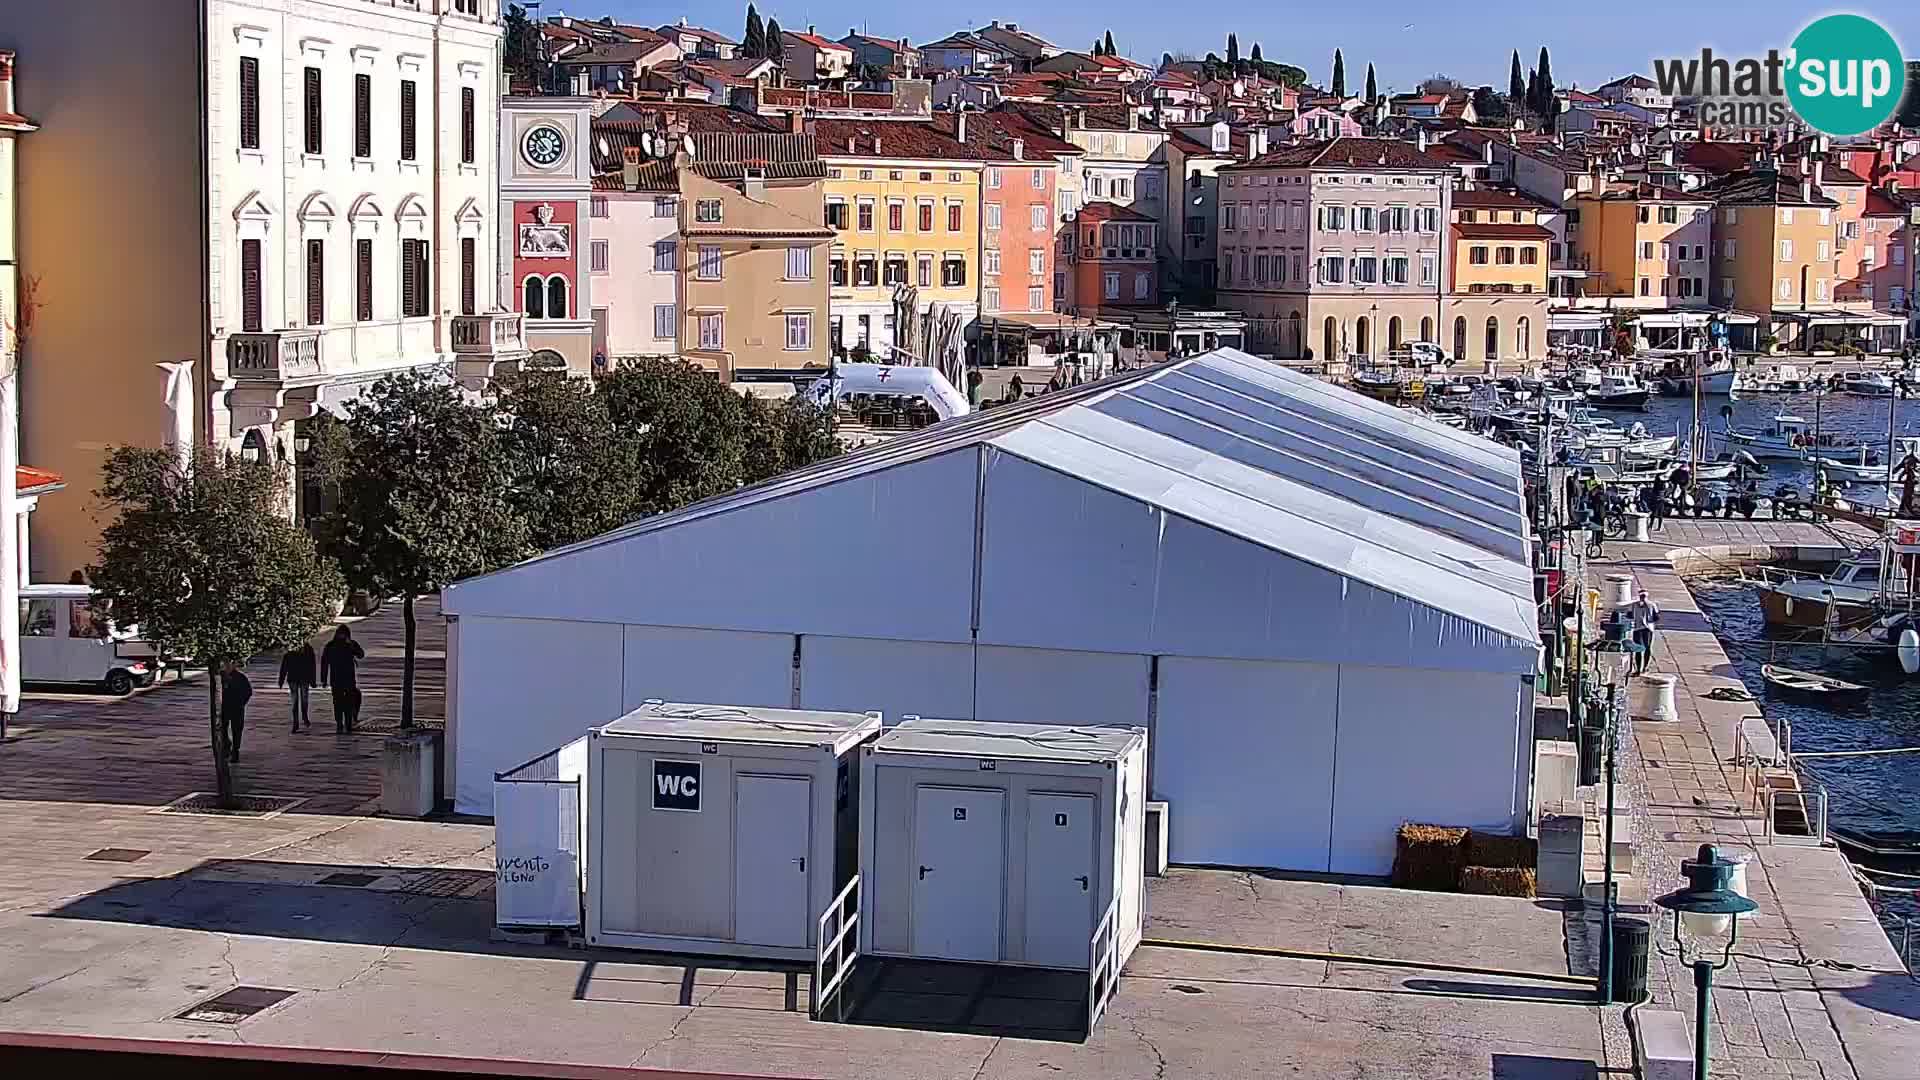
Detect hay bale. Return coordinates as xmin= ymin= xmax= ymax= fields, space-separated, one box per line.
xmin=1460 ymin=866 xmax=1537 ymax=898
xmin=1466 ymin=831 xmax=1538 ymax=870
xmin=1391 ymin=823 xmax=1468 ymax=891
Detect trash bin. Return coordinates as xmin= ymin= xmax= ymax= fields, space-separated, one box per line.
xmin=1609 ymin=916 xmax=1651 ymax=1003
xmin=382 ymin=730 xmax=440 ymax=818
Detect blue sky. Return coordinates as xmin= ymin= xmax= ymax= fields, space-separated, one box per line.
xmin=565 ymin=2 xmax=1918 ymax=94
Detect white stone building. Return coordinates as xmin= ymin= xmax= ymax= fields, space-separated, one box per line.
xmin=4 ymin=0 xmax=520 ymax=578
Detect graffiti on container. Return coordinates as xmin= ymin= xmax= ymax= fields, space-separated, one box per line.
xmin=496 ymin=854 xmax=552 ymax=884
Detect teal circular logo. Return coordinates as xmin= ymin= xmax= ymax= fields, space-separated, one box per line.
xmin=1786 ymin=14 xmax=1906 ymax=137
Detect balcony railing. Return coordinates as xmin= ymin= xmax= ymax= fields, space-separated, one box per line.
xmin=227 ymin=329 xmax=322 ymax=383
xmin=450 ymin=312 xmax=527 ymax=355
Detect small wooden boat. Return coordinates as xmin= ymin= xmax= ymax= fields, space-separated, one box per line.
xmin=1760 ymin=664 xmax=1868 ymax=697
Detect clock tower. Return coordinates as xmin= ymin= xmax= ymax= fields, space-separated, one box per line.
xmin=500 ymin=96 xmax=596 ymax=374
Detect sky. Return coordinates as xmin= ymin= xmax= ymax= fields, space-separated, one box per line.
xmin=564 ymin=1 xmax=1919 ymax=94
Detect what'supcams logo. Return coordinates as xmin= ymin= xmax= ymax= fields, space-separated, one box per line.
xmin=1652 ymin=14 xmax=1906 ymax=137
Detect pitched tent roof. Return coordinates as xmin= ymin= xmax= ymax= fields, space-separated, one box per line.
xmin=446 ymin=350 xmax=1536 ymax=674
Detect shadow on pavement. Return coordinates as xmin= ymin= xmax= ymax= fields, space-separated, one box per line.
xmin=825 ymin=956 xmax=1090 ymax=1043
xmin=1401 ymin=978 xmax=1595 ymax=1006
xmin=1489 ymin=1054 xmax=1600 ymax=1079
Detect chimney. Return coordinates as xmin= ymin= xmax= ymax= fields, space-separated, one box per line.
xmin=807 ymin=24 xmax=815 ymax=36
xmin=957 ymin=109 xmax=967 ymax=142
xmin=1416 ymin=128 xmax=1428 ymax=153
xmin=1483 ymin=139 xmax=1493 ymax=165
xmin=744 ymin=169 xmax=766 ymax=201
xmin=1127 ymin=109 xmax=1138 ymax=131
xmin=622 ymin=146 xmax=642 ymax=191
xmin=1815 ymin=159 xmax=1826 ymax=186
xmin=871 ymin=133 xmax=881 ymax=154
xmin=1012 ymin=137 xmax=1024 ymax=160
xmin=849 ymin=27 xmax=857 ymax=38
xmin=789 ymin=109 xmax=805 ymax=134
xmin=991 ymin=19 xmax=1002 ymax=28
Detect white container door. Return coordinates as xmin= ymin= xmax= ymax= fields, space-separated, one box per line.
xmin=733 ymin=774 xmax=813 ymax=948
xmin=910 ymin=786 xmax=1005 ymax=961
xmin=1022 ymin=792 xmax=1096 ymax=969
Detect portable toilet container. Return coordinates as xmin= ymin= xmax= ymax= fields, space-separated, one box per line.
xmin=584 ymin=700 xmax=882 ymax=961
xmin=858 ymin=718 xmax=1147 ymax=972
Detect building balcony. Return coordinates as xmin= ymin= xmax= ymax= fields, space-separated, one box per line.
xmin=451 ymin=311 xmax=531 ymax=390
xmin=227 ymin=329 xmax=323 ymax=385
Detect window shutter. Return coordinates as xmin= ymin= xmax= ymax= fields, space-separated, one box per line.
xmin=461 ymin=237 xmax=476 ymax=316
xmin=399 ymin=80 xmax=417 ymax=161
xmin=356 ymin=238 xmax=373 ymax=320
xmin=238 ymin=56 xmax=260 ymax=150
xmin=415 ymin=240 xmax=430 ymax=316
xmin=461 ymin=87 xmax=476 ymax=164
xmin=303 ymin=67 xmax=322 ymax=155
xmin=306 ymin=239 xmax=324 ymax=325
xmin=354 ymin=74 xmax=372 ymax=158
xmin=240 ymin=239 xmax=262 ymax=333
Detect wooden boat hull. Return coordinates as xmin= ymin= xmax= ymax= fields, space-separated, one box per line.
xmin=1761 ymin=663 xmax=1869 ymax=695
xmin=1756 ymin=585 xmax=1877 ymax=630
xmin=1587 ymin=390 xmax=1650 ymax=409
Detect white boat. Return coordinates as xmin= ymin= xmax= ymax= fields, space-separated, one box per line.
xmin=1585 ymin=367 xmax=1651 ymax=409
xmin=1752 ymin=553 xmax=1895 ymax=630
xmin=1721 ymin=414 xmax=1871 ymax=461
xmin=1840 ymin=370 xmax=1896 ymax=397
xmin=1570 ymin=365 xmax=1604 ymax=390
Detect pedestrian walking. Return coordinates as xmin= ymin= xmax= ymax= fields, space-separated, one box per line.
xmin=320 ymin=626 xmax=366 ymax=733
xmin=220 ymin=660 xmax=253 ymax=762
xmin=1629 ymin=589 xmax=1661 ymax=674
xmin=1006 ymin=373 xmax=1025 ymax=404
xmin=279 ymin=640 xmax=317 ymax=732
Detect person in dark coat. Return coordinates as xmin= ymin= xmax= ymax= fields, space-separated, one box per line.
xmin=220 ymin=660 xmax=252 ymax=762
xmin=278 ymin=641 xmax=318 ymax=732
xmin=320 ymin=626 xmax=366 ymax=733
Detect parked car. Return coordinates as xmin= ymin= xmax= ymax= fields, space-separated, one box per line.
xmin=18 ymin=584 xmax=154 ymax=695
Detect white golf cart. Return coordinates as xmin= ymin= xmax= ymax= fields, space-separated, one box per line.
xmin=18 ymin=584 xmax=155 ymax=695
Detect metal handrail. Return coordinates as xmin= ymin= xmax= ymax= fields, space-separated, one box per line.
xmin=1761 ymin=783 xmax=1828 ymax=847
xmin=1086 ymin=894 xmax=1121 ymax=1033
xmin=810 ymin=875 xmax=861 ymax=1021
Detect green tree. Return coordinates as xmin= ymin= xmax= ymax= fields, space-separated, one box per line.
xmin=1331 ymin=49 xmax=1346 ymax=98
xmin=1365 ymin=62 xmax=1377 ymax=103
xmin=323 ymin=370 xmax=529 ymax=729
xmin=1093 ymin=39 xmax=1104 ymax=57
xmin=1526 ymin=67 xmax=1540 ymax=114
xmin=1900 ymin=63 xmax=1920 ymax=127
xmin=1534 ymin=46 xmax=1555 ymax=117
xmin=743 ymin=4 xmax=764 ymax=58
xmin=764 ymin=18 xmax=785 ymax=63
xmin=503 ymin=3 xmax=543 ymax=86
xmin=597 ymin=358 xmax=756 ymax=513
xmin=1509 ymin=50 xmax=1526 ymax=106
xmin=1250 ymin=42 xmax=1262 ymax=64
xmin=1161 ymin=51 xmax=1174 ymax=70
xmin=1103 ymin=30 xmax=1116 ymax=57
xmin=741 ymin=395 xmax=842 ymax=485
xmin=89 ymin=447 xmax=342 ymax=802
xmin=1472 ymin=85 xmax=1509 ymax=122
xmin=491 ymin=370 xmax=641 ymax=552
xmin=1226 ymin=34 xmax=1239 ymax=66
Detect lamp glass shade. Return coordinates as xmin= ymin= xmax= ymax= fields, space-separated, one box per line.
xmin=1655 ymin=844 xmax=1759 ymax=941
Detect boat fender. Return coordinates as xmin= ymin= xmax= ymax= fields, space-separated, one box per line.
xmin=1784 ymin=595 xmax=1794 ymax=618
xmin=1900 ymin=629 xmax=1920 ymax=676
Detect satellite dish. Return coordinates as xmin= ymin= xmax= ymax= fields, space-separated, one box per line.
xmin=596 ymin=135 xmax=611 ymax=157
xmin=683 ymin=134 xmax=696 ymax=159
xmin=641 ymin=132 xmax=656 ymax=156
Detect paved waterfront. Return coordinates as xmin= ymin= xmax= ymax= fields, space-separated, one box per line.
xmin=1597 ymin=517 xmax=1920 ymax=1079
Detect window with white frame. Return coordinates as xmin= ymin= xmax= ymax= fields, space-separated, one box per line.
xmin=1030 ymin=203 xmax=1047 ymax=230
xmin=983 ymin=285 xmax=1000 ymax=311
xmin=1420 ymin=252 xmax=1436 ymax=284
xmin=653 ymin=303 xmax=675 ymax=339
xmin=1032 ymin=168 xmax=1045 ymax=189
xmin=1350 ymin=253 xmax=1378 ymax=283
xmin=696 ymin=245 xmax=721 ymax=280
xmin=984 ymin=249 xmax=1001 ymax=275
xmin=1723 ymin=238 xmax=1737 ymax=258
xmin=786 ymin=245 xmax=812 ymax=281
xmin=697 ymin=313 xmax=723 ymax=349
xmin=1780 ymin=239 xmax=1793 ymax=260
xmin=1103 ymin=272 xmax=1119 ymax=299
xmin=785 ymin=312 xmax=812 ymax=350
xmin=917 ymin=254 xmax=933 ymax=287
xmin=1354 ymin=206 xmax=1374 ymax=231
xmin=1385 ymin=255 xmax=1409 ymax=284
xmin=695 ymin=199 xmax=722 ymax=223
xmin=654 ymin=196 xmax=677 ymax=218
xmin=1028 ymin=285 xmax=1043 ymax=309
xmin=985 ymin=203 xmax=1002 ymax=230
xmin=590 ymin=240 xmax=609 ymax=273
xmin=1319 ymin=252 xmax=1344 ymax=283
xmin=1777 ymin=277 xmax=1791 ymax=299
xmin=653 ymin=240 xmax=676 ymax=272
xmin=987 ymin=167 xmax=1001 ymax=189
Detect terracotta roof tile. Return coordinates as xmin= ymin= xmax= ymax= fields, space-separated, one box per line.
xmin=1452 ymin=187 xmax=1552 ymax=209
xmin=1222 ymin=137 xmax=1447 ymax=171
xmin=1075 ymin=200 xmax=1156 ymax=222
xmin=1453 ymin=222 xmax=1555 ymax=240
xmin=813 ymin=116 xmax=1010 ymax=162
xmin=17 ymin=465 xmax=62 ymax=494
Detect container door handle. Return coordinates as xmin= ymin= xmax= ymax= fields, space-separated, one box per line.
xmin=1076 ymin=875 xmax=1089 ymax=891
xmin=795 ymin=857 xmax=806 ymax=872
xmin=918 ymin=865 xmax=932 ymax=880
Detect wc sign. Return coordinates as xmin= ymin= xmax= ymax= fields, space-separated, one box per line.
xmin=652 ymin=760 xmax=702 ymax=812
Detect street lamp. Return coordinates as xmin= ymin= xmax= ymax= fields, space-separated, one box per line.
xmin=1654 ymin=844 xmax=1759 ymax=1080
xmin=1588 ymin=608 xmax=1636 ymax=1002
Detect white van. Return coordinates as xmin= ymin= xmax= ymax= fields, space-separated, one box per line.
xmin=18 ymin=584 xmax=155 ymax=695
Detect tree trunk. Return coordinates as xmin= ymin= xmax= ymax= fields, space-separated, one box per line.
xmin=400 ymin=592 xmax=416 ymax=729
xmin=209 ymin=661 xmax=232 ymax=804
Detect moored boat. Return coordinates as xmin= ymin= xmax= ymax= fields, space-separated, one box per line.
xmin=1761 ymin=664 xmax=1869 ymax=697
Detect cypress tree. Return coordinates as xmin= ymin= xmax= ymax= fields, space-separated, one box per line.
xmin=1526 ymin=68 xmax=1540 ymax=114
xmin=764 ymin=17 xmax=785 ymax=63
xmin=1250 ymin=42 xmax=1263 ymax=64
xmin=1227 ymin=34 xmax=1239 ymax=66
xmin=1364 ymin=62 xmax=1377 ymax=103
xmin=1509 ymin=50 xmax=1526 ymax=105
xmin=1535 ymin=47 xmax=1556 ymax=116
xmin=1331 ymin=49 xmax=1346 ymax=97
xmin=1103 ymin=30 xmax=1116 ymax=57
xmin=743 ymin=5 xmax=763 ymax=59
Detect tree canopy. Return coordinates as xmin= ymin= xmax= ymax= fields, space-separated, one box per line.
xmin=1364 ymin=63 xmax=1378 ymax=103
xmin=1250 ymin=42 xmax=1262 ymax=64
xmin=1103 ymin=30 xmax=1116 ymax=57
xmin=1226 ymin=34 xmax=1239 ymax=66
xmin=764 ymin=18 xmax=785 ymax=62
xmin=1509 ymin=50 xmax=1526 ymax=105
xmin=743 ymin=4 xmax=764 ymax=58
xmin=1331 ymin=49 xmax=1346 ymax=98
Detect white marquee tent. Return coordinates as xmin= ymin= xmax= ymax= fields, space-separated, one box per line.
xmin=442 ymin=349 xmax=1540 ymax=874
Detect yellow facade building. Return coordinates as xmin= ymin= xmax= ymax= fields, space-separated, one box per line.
xmin=815 ymin=116 xmax=1001 ymax=366
xmin=1702 ymin=168 xmax=1841 ymax=349
xmin=1571 ymin=182 xmax=1715 ymax=308
xmin=1444 ymin=188 xmax=1550 ymax=364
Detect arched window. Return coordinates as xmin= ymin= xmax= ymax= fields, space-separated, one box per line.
xmin=1354 ymin=316 xmax=1370 ymax=359
xmin=1453 ymin=316 xmax=1467 ymax=362
xmin=1516 ymin=316 xmax=1532 ymax=360
xmin=1323 ymin=316 xmax=1338 ymax=363
xmin=547 ymin=275 xmax=568 ymax=319
xmin=1420 ymin=316 xmax=1434 ymax=343
xmin=522 ymin=276 xmax=545 ymax=319
xmin=1387 ymin=316 xmax=1403 ymax=353
xmin=1484 ymin=317 xmax=1499 ymax=362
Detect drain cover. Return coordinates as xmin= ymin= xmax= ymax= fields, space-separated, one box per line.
xmin=84 ymin=848 xmax=151 ymax=863
xmin=317 ymin=872 xmax=380 ymax=888
xmin=176 ymin=986 xmax=296 ymax=1024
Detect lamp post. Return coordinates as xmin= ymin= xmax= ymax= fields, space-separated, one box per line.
xmin=1589 ymin=608 xmax=1636 ymax=1002
xmin=1654 ymin=844 xmax=1759 ymax=1080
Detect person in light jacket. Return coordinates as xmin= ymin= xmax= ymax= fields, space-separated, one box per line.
xmin=278 ymin=641 xmax=317 ymax=733
xmin=1629 ymin=590 xmax=1661 ymax=674
xmin=320 ymin=626 xmax=366 ymax=733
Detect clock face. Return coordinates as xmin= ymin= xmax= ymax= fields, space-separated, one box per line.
xmin=523 ymin=124 xmax=566 ymax=167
